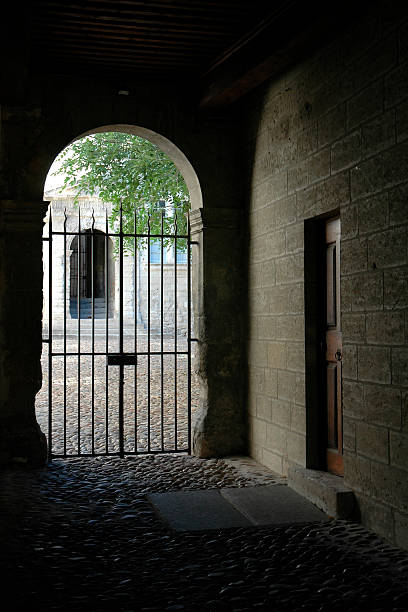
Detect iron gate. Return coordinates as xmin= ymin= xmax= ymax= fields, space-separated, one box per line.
xmin=40 ymin=202 xmax=193 ymax=459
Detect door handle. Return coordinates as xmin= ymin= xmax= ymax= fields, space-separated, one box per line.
xmin=335 ymin=349 xmax=342 ymax=361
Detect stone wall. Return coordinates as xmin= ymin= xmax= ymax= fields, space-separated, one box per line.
xmin=244 ymin=4 xmax=408 ymax=548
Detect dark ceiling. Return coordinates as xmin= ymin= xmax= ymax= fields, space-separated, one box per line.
xmin=29 ymin=1 xmax=281 ymax=78
xmin=24 ymin=1 xmax=366 ymax=109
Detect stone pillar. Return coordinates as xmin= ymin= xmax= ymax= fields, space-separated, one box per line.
xmin=190 ymin=207 xmax=247 ymax=458
xmin=0 ymin=200 xmax=48 ymax=466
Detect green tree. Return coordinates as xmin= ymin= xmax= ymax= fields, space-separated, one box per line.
xmin=53 ymin=132 xmax=190 ymax=253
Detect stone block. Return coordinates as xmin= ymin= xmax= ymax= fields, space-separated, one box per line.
xmin=343 ymin=416 xmax=356 ymax=452
xmin=249 ymin=263 xmax=263 ymax=289
xmin=250 ymin=234 xmax=267 ymax=262
xmin=318 ymin=103 xmax=346 ymax=148
xmin=368 ymin=227 xmax=406 ymax=269
xmin=357 ymin=193 xmax=388 ymax=235
xmin=286 ymin=222 xmax=304 ymax=254
xmin=257 ymin=316 xmax=277 ymax=340
xmin=261 ymin=259 xmax=276 ymax=287
xmin=251 ymin=171 xmax=287 ymax=210
xmin=264 ymin=368 xmax=278 ymax=398
xmin=340 ymin=204 xmax=358 ymax=240
xmin=350 ymin=271 xmax=384 ymax=312
xmin=295 ymin=373 xmax=305 ymax=406
xmin=248 ymin=340 xmax=268 ymax=368
xmin=361 ymin=109 xmax=396 ymax=158
xmin=296 ymin=123 xmax=318 ymax=160
xmin=331 ymin=130 xmax=362 ymax=173
xmin=371 ymin=461 xmax=408 ymax=512
xmin=364 ymin=383 xmax=402 ymax=429
xmin=383 ymin=141 xmax=408 ymax=188
xmin=390 ymin=431 xmax=408 ymax=471
xmin=366 ymin=311 xmax=405 ymax=344
xmin=257 ymin=395 xmax=272 ymax=421
xmin=251 ymin=417 xmax=267 ymax=445
xmin=290 ymin=404 xmax=306 ymax=435
xmin=266 ymin=423 xmax=286 ymax=455
xmin=395 ymin=512 xmax=408 ymax=550
xmin=257 ymin=204 xmax=276 ymax=234
xmin=342 ymin=313 xmax=366 ymax=343
xmin=308 ymin=147 xmax=330 ymax=184
xmin=248 ymin=366 xmax=266 ymax=397
xmin=396 ymin=99 xmax=408 ymax=142
xmin=276 ymin=315 xmax=304 ymax=341
xmin=343 ymin=380 xmax=364 ymax=418
xmin=344 ymin=453 xmax=372 ymax=495
xmin=271 ymin=398 xmax=291 ymax=428
xmin=278 ymin=370 xmax=296 ymax=402
xmin=269 ymin=285 xmax=291 ymax=315
xmin=392 ymin=347 xmax=408 ymax=386
xmin=275 ymin=254 xmax=304 ymax=285
xmin=264 ymin=229 xmax=286 ymax=259
xmin=347 ymin=79 xmax=383 ymax=131
xmin=286 ymin=431 xmax=306 ymax=465
xmin=385 ymin=59 xmax=408 ymax=108
xmin=288 ymin=160 xmax=308 ymax=193
xmin=342 ymin=344 xmax=357 ymax=380
xmin=275 ymin=195 xmax=297 ymax=229
xmin=403 ymin=391 xmax=408 ymax=433
xmin=286 ymin=342 xmax=306 ymax=373
xmin=355 ymin=494 xmax=395 ymax=543
xmin=341 ymin=237 xmax=368 ymax=275
xmin=267 ymin=341 xmax=286 ymax=369
xmin=358 ymin=345 xmax=391 ymax=384
xmin=350 ymin=155 xmax=383 ymax=200
xmin=389 ymin=181 xmax=408 ymax=225
xmin=356 ymin=422 xmax=389 ymax=463
xmin=262 ymin=448 xmax=283 ymax=475
xmin=298 ymin=173 xmax=350 ymax=219
xmin=354 ymin=33 xmax=398 ymax=90
xmin=288 ymin=465 xmax=355 ymax=518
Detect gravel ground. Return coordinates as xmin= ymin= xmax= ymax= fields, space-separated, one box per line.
xmin=1 ymin=455 xmax=407 ymax=612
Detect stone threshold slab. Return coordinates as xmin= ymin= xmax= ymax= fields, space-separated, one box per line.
xmin=148 ymin=485 xmax=328 ymax=532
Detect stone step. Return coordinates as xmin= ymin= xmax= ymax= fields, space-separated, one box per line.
xmin=288 ymin=466 xmax=355 ymax=519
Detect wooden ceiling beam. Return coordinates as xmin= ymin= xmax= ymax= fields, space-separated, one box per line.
xmin=198 ymin=1 xmax=368 ymax=109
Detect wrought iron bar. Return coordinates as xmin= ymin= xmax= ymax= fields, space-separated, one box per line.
xmin=119 ymin=201 xmax=124 ymax=457
xmin=105 ymin=209 xmax=109 ymax=454
xmin=187 ymin=211 xmax=192 ymax=453
xmin=160 ymin=210 xmax=164 ymax=451
xmin=174 ymin=211 xmax=178 ymax=451
xmin=91 ymin=210 xmax=95 ymax=455
xmin=63 ymin=209 xmax=67 ymax=456
xmin=134 ymin=207 xmax=138 ymax=453
xmin=77 ymin=207 xmax=81 ymax=454
xmin=48 ymin=208 xmax=53 ymax=460
xmin=52 ymin=351 xmax=189 ymax=357
xmin=147 ymin=214 xmax=151 ymax=452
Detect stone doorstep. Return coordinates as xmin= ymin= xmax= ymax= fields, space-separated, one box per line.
xmin=287 ymin=465 xmax=355 ymax=519
xmin=147 ymin=485 xmax=328 ymax=532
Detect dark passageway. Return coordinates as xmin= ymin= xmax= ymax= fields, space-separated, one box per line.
xmin=1 ymin=457 xmax=407 ymax=611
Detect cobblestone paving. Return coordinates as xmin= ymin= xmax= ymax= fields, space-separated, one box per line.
xmin=36 ymin=334 xmax=199 ymax=455
xmin=1 ymin=456 xmax=407 ymax=611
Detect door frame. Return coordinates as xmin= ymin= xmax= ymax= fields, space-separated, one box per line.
xmin=304 ymin=211 xmax=343 ymax=473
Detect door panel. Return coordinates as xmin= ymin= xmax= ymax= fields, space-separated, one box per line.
xmin=324 ymin=217 xmax=343 ymax=476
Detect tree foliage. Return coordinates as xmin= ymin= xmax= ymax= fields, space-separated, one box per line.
xmin=53 ymin=132 xmax=190 ymax=252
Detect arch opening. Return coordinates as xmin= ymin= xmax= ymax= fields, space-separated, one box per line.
xmin=38 ymin=127 xmax=201 ymax=459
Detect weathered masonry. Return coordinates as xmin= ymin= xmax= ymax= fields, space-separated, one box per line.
xmin=0 ymin=1 xmax=407 ymax=550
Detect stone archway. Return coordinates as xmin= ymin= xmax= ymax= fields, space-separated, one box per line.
xmin=0 ymin=122 xmax=246 ymax=465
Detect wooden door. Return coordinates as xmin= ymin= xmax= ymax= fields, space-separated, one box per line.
xmin=324 ymin=217 xmax=343 ymax=476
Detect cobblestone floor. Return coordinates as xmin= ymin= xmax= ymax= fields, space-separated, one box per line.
xmin=36 ymin=334 xmax=199 ymax=455
xmin=1 ymin=456 xmax=407 ymax=611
